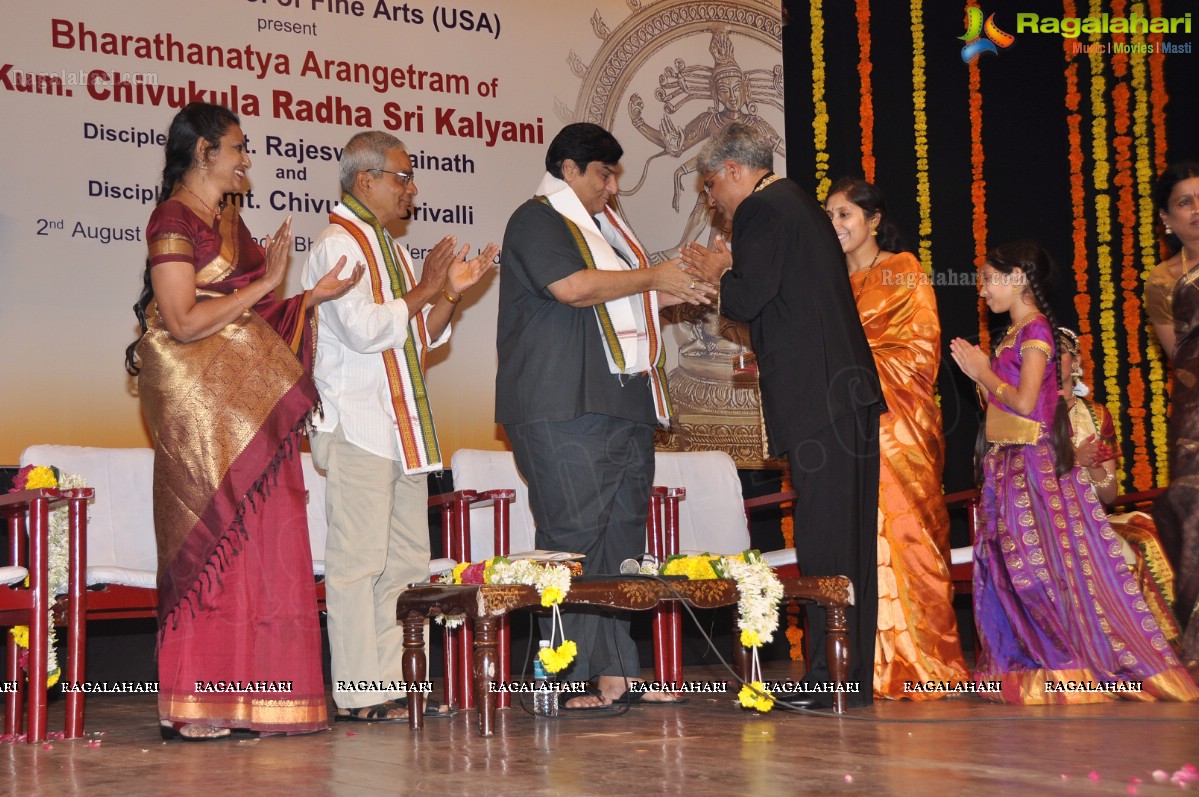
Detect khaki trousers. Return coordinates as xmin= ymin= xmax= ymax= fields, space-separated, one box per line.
xmin=313 ymin=426 xmax=430 ymax=709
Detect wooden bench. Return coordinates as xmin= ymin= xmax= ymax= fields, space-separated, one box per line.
xmin=395 ymin=574 xmax=854 ymax=736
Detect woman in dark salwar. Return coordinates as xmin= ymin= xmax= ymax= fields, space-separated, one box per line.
xmin=1150 ymin=162 xmax=1199 ymax=675
xmin=125 ymin=103 xmax=361 ymax=740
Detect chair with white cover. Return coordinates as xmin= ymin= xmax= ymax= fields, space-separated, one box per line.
xmin=21 ymin=446 xmax=159 ymax=621
xmin=20 ymin=445 xmax=335 ymax=615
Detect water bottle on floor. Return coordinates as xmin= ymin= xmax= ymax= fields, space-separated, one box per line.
xmin=533 ymin=640 xmax=558 ymax=717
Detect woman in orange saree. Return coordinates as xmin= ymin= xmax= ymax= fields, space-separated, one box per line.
xmin=126 ymin=103 xmax=360 ymax=740
xmin=826 ymin=178 xmax=969 ymax=699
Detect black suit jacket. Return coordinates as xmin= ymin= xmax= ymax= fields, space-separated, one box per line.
xmin=720 ymin=177 xmax=884 ymax=455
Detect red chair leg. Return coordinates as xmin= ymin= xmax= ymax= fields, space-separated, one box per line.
xmin=440 ymin=503 xmax=460 ymax=710
xmin=450 ymin=495 xmax=475 ymax=710
xmin=661 ymin=491 xmax=683 ymax=686
xmin=647 ymin=492 xmax=667 ymax=683
xmin=26 ymin=496 xmax=50 ymax=743
xmin=492 ymin=498 xmax=510 ymax=709
xmin=5 ymin=510 xmax=25 ymax=737
xmin=5 ymin=629 xmax=22 ymax=736
xmin=64 ymin=493 xmax=88 ymax=738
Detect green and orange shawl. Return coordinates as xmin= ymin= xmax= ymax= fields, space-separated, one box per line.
xmin=138 ymin=201 xmax=317 ymax=626
xmin=328 ymin=194 xmax=443 ymax=472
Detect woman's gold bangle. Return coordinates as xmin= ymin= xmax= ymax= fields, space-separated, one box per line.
xmin=233 ymin=288 xmax=247 ymax=313
xmin=1084 ymin=467 xmax=1115 ymax=488
xmin=993 ymin=382 xmax=1009 ymax=403
xmin=442 ymin=288 xmax=462 ymax=304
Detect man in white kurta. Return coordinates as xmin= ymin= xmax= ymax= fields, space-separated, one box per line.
xmin=302 ymin=130 xmax=495 ymax=721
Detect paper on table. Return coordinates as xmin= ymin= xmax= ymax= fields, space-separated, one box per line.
xmin=507 ymin=550 xmax=585 ymax=562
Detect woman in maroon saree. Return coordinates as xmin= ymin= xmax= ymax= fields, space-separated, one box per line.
xmin=126 ymin=103 xmax=361 ymax=740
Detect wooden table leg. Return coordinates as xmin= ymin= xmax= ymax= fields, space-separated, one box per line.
xmin=826 ymin=605 xmax=849 ymax=714
xmin=474 ymin=617 xmax=498 ymax=737
xmin=402 ymin=613 xmax=428 ymax=731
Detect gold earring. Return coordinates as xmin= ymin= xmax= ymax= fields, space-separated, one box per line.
xmin=871 ymin=228 xmax=878 ymax=237
xmin=1165 ymin=224 xmax=1173 ymax=235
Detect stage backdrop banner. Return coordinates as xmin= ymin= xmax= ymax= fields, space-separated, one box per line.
xmin=0 ymin=0 xmax=782 ymax=465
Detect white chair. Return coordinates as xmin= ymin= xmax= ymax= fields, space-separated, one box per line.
xmin=19 ymin=445 xmax=333 ymax=603
xmin=448 ymin=449 xmax=535 ymax=560
xmin=652 ymin=451 xmax=751 ymax=555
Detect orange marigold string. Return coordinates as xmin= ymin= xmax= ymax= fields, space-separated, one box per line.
xmin=1148 ymin=0 xmax=1169 ymax=211
xmin=856 ymin=0 xmax=875 ymax=183
xmin=1062 ymin=1 xmax=1093 ymax=405
xmin=778 ymin=471 xmax=803 ymax=661
xmin=968 ymin=59 xmax=988 ymax=351
xmin=1132 ymin=0 xmax=1169 ymax=483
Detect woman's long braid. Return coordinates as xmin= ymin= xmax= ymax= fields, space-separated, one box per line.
xmin=1023 ymin=265 xmax=1075 ymax=476
xmin=125 ymin=155 xmax=187 ymax=376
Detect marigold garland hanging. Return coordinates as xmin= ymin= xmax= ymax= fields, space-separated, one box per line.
xmin=855 ymin=0 xmax=875 ymax=183
xmin=6 ymin=464 xmax=84 ymax=690
xmin=1062 ymin=18 xmax=1094 ymax=400
xmin=1087 ymin=0 xmax=1124 ymax=490
xmin=1147 ymin=0 xmax=1169 ymax=189
xmin=809 ymin=0 xmax=830 ymax=200
xmin=779 ymin=472 xmax=803 ymax=662
xmin=910 ymin=0 xmax=933 ymax=275
xmin=1132 ymin=0 xmax=1169 ymax=483
xmin=1112 ymin=62 xmax=1150 ymax=490
xmin=967 ymin=59 xmax=989 ymax=351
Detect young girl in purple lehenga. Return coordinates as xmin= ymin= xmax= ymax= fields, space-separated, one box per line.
xmin=950 ymin=240 xmax=1197 ymax=704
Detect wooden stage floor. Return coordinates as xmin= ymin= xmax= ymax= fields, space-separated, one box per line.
xmin=4 ymin=662 xmax=1198 ymax=796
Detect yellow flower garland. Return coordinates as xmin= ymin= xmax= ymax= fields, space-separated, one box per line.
xmin=22 ymin=466 xmax=57 ymax=490
xmin=809 ymin=0 xmax=830 ymax=200
xmin=738 ymin=680 xmax=774 ymax=713
xmin=1088 ymin=0 xmax=1124 ymax=490
xmin=9 ymin=465 xmax=64 ymax=689
xmin=445 ymin=556 xmax=577 ymax=674
xmin=910 ymin=0 xmax=933 ymax=274
xmin=660 ymin=551 xmax=783 ymax=712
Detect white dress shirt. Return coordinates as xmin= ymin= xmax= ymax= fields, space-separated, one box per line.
xmin=301 ymin=224 xmax=449 ymax=471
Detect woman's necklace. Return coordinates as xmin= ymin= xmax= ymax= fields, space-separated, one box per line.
xmin=854 ymin=249 xmax=882 ymax=300
xmin=178 ymin=183 xmax=221 ymax=222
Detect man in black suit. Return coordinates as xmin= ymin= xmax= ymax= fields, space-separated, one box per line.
xmin=682 ymin=122 xmax=884 ymax=707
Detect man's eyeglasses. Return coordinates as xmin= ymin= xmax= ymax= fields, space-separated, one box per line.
xmin=702 ymin=165 xmax=728 ymax=195
xmin=365 ymin=168 xmax=415 ymax=187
